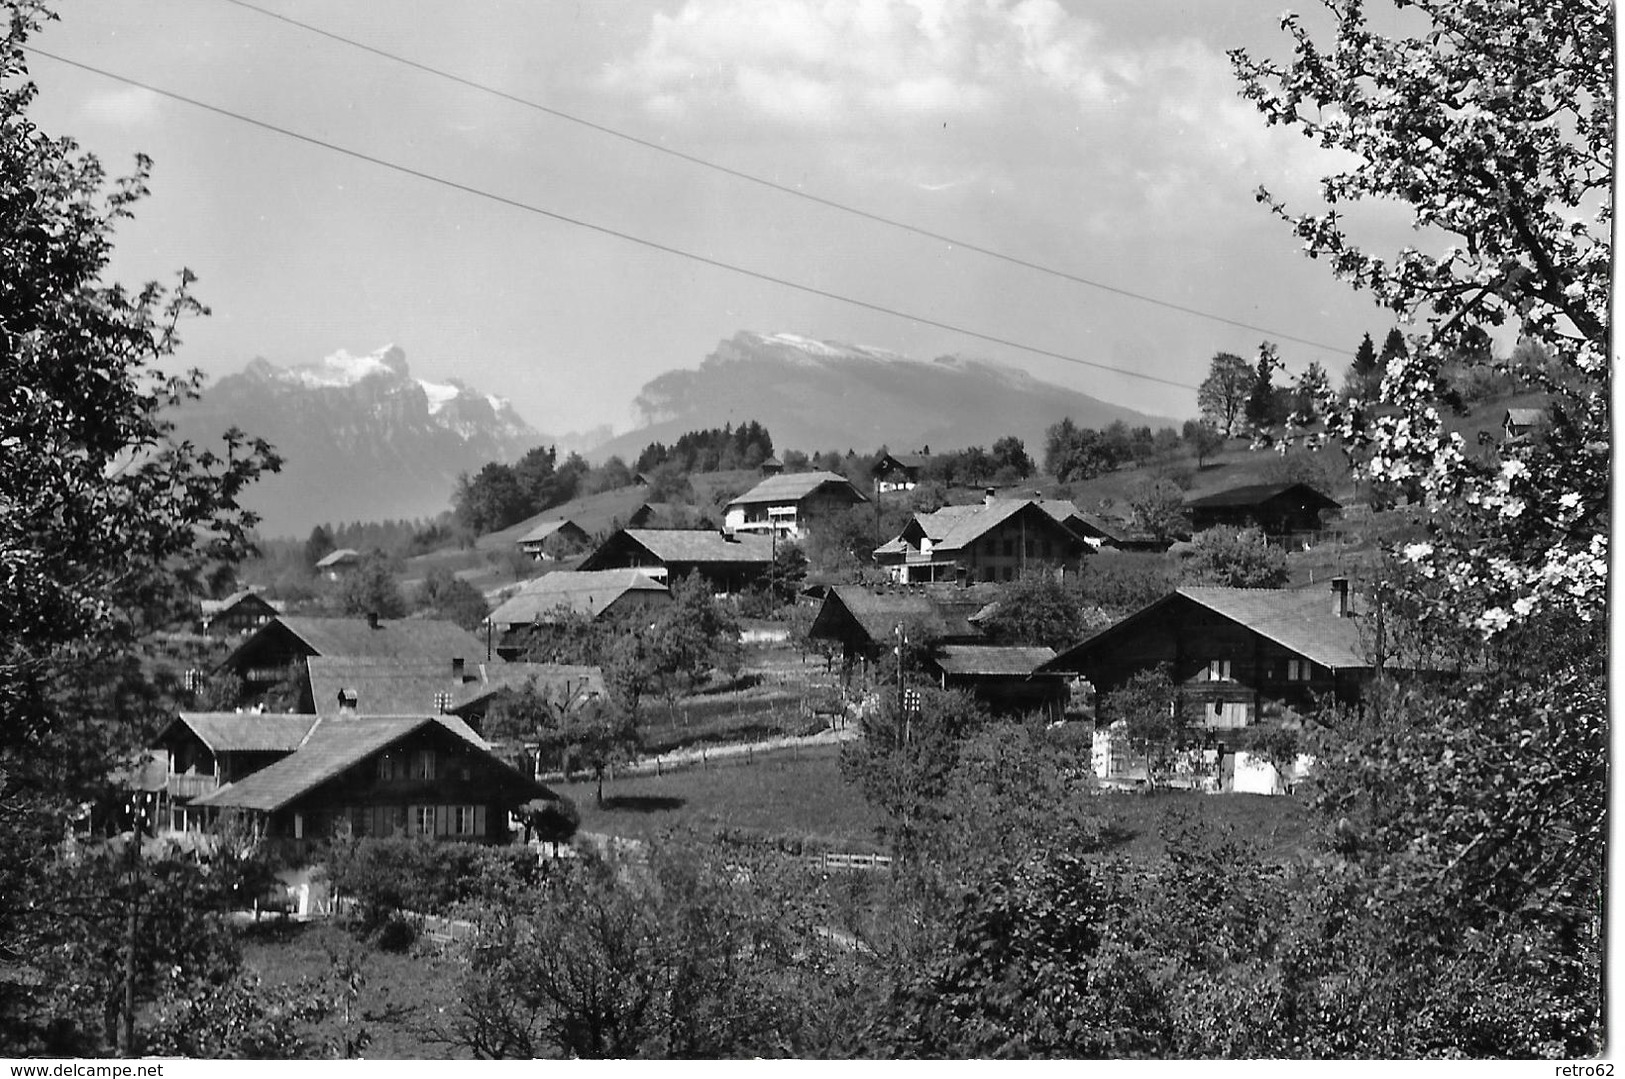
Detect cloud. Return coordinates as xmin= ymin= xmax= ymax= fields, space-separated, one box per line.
xmin=603 ymin=0 xmax=1344 ymax=226
xmin=79 ymin=86 xmax=162 ymax=128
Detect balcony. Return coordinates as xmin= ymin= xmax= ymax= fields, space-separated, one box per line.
xmin=168 ymin=773 xmax=219 ymax=800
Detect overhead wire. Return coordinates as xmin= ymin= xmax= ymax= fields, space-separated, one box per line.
xmin=213 ymin=0 xmax=1346 ymax=357
xmin=26 ymin=45 xmax=1204 ymax=391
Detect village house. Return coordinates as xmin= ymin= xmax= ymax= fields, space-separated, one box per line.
xmin=873 ymin=495 xmax=1096 ymax=584
xmin=922 ymin=644 xmax=1070 ymax=719
xmin=807 ymin=584 xmax=988 ymax=674
xmin=721 ymin=470 xmax=868 ymax=540
xmin=185 ymin=714 xmax=552 ymax=852
xmin=198 ymin=589 xmax=283 ymax=636
xmin=485 ymin=569 xmax=671 ymax=659
xmin=1184 ymin=482 xmax=1341 ymax=537
xmin=218 ymin=614 xmax=489 ymax=701
xmin=577 ymin=528 xmax=775 ymax=593
xmin=870 ymin=451 xmax=931 ymax=493
xmin=1502 ymin=407 xmax=1547 ymax=445
xmin=1037 ymin=579 xmax=1401 ymax=793
xmin=1037 ymin=579 xmax=1379 ymax=728
xmin=314 ymin=548 xmax=362 ymax=580
xmin=154 ymin=712 xmax=326 ymax=832
xmin=514 ymin=518 xmax=591 ymax=560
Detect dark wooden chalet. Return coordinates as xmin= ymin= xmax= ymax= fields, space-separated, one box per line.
xmin=871 ymin=451 xmax=931 ymax=493
xmin=1184 ymin=483 xmax=1341 ymax=536
xmin=198 ymin=590 xmax=282 ymax=637
xmin=218 ymin=615 xmax=487 ymax=700
xmin=190 ymin=715 xmax=552 ymax=851
xmin=515 ymin=518 xmax=592 ymax=560
xmin=923 ymin=644 xmax=1070 ymax=719
xmin=807 ymin=584 xmax=989 ymax=674
xmin=1038 ymin=580 xmax=1376 ymax=730
xmin=577 ymin=529 xmax=775 ymax=593
xmin=154 ymin=713 xmax=321 ymax=831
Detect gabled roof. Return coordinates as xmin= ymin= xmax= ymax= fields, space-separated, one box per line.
xmin=307 ymin=658 xmax=478 ymax=718
xmin=190 ymin=715 xmax=508 ymax=813
xmin=725 ymin=470 xmax=868 ymax=508
xmin=159 ymin=712 xmax=318 ymax=753
xmin=1040 ymin=585 xmax=1370 ymax=673
xmin=587 ymin=529 xmax=776 ymax=566
xmin=1037 ymin=499 xmax=1129 ymax=544
xmin=224 ymin=616 xmax=488 ymax=668
xmin=874 ymin=452 xmax=930 ymax=472
xmin=315 ymin=548 xmax=361 ymax=568
xmin=487 ymin=569 xmax=668 ymax=626
xmin=931 ymin=644 xmax=1057 ymax=677
xmin=811 ymin=585 xmax=986 ymax=646
xmin=200 ymin=590 xmax=281 ymax=616
xmin=1504 ymin=408 xmax=1545 ymax=425
xmin=516 ymin=519 xmax=587 ymax=545
xmin=449 ymin=663 xmax=607 ymax=715
xmin=913 ymin=499 xmax=1072 ymax=551
xmin=1185 ymin=483 xmax=1341 ymax=510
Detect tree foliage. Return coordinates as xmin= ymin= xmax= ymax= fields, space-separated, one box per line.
xmin=979 ymin=571 xmax=1087 ymax=650
xmin=1196 ymin=352 xmax=1251 ymax=435
xmin=1180 ymin=526 xmax=1288 ymax=588
xmin=0 ymin=4 xmax=281 ymax=1054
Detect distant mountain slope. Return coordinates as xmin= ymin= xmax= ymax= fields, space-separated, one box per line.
xmin=591 ymin=332 xmax=1177 ymax=463
xmin=169 ymin=345 xmax=544 ymax=537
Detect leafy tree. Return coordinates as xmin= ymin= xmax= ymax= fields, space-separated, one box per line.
xmin=643 ymin=573 xmax=740 ymax=711
xmin=303 ymin=524 xmax=335 ymax=570
xmin=413 ymin=565 xmax=488 ymax=630
xmin=1287 ymin=360 xmax=1332 ymax=424
xmin=1344 ymin=331 xmax=1380 ymax=400
xmin=453 ymin=462 xmax=530 ymax=534
xmin=1180 ymin=526 xmax=1288 ymax=588
xmin=839 ymin=687 xmax=987 ymax=855
xmin=335 ymin=550 xmax=407 ymax=619
xmin=1196 ymin=352 xmax=1250 ymax=435
xmin=760 ymin=540 xmax=809 ymax=608
xmin=0 ymin=5 xmax=281 ymax=1054
xmin=980 ymin=572 xmax=1086 ymax=650
xmin=990 ymin=435 xmax=1033 ymax=479
xmin=1180 ymin=418 xmax=1224 ymax=467
xmin=1125 ymin=477 xmax=1189 ymax=542
xmin=1243 ymin=341 xmax=1283 ymax=430
xmin=1099 ymin=664 xmax=1194 ymax=780
xmin=510 ymin=444 xmax=558 ymax=510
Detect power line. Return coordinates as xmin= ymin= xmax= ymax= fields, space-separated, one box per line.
xmin=27 ymin=46 xmax=1204 ymax=392
xmin=214 ymin=0 xmax=1346 ymax=357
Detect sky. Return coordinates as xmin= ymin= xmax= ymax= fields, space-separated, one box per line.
xmin=25 ymin=0 xmax=1421 ymax=440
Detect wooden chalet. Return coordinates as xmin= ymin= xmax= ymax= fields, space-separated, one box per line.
xmin=577 ymin=529 xmax=775 ymax=593
xmin=923 ymin=644 xmax=1070 ymax=719
xmin=873 ymin=497 xmax=1094 ymax=584
xmin=1184 ymin=483 xmax=1341 ymax=536
xmin=515 ymin=518 xmax=591 ymax=560
xmin=807 ymin=584 xmax=989 ymax=676
xmin=188 ymin=714 xmax=551 ymax=852
xmin=314 ymin=548 xmax=361 ymax=580
xmin=198 ymin=590 xmax=283 ymax=637
xmin=218 ymin=615 xmax=488 ymax=700
xmin=487 ymin=569 xmax=671 ymax=660
xmin=154 ymin=713 xmax=321 ymax=831
xmin=722 ymin=470 xmax=868 ymax=540
xmin=1038 ymin=579 xmax=1383 ymax=730
xmin=871 ymin=451 xmax=931 ymax=493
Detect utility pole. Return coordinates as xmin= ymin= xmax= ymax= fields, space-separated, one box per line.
xmin=895 ymin=621 xmax=910 ymax=747
xmin=121 ymin=793 xmax=149 ymax=1058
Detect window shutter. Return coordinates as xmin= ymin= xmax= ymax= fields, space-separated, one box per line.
xmin=436 ymin=805 xmax=449 ymax=837
xmin=473 ymin=805 xmax=487 ymax=837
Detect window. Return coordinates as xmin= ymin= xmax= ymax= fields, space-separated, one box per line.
xmin=413 ymin=805 xmax=434 ymax=836
xmin=1286 ymin=659 xmax=1311 ymax=681
xmin=454 ymin=805 xmax=481 ymax=836
xmin=1206 ymin=660 xmax=1232 ymax=682
xmin=376 ymin=753 xmax=400 ymax=781
xmin=1209 ymin=701 xmax=1252 ymax=728
xmin=411 ymin=749 xmax=436 ymax=780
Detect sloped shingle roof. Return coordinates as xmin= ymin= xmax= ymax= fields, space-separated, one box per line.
xmin=307 ymin=658 xmax=479 ymax=718
xmin=516 ymin=519 xmax=584 ymax=545
xmin=314 ymin=548 xmax=361 ymax=568
xmin=726 ymin=470 xmax=867 ymax=508
xmin=163 ymin=712 xmax=318 ymax=753
xmin=487 ymin=569 xmax=668 ymax=626
xmin=273 ymin=617 xmax=487 ymax=661
xmin=616 ymin=530 xmax=776 ymax=564
xmin=450 ymin=662 xmax=607 ymax=714
xmin=814 ymin=585 xmax=985 ymax=645
xmin=932 ymin=644 xmax=1057 ymax=676
xmin=1184 ymin=483 xmax=1341 ymax=510
xmin=191 ymin=715 xmax=500 ymax=812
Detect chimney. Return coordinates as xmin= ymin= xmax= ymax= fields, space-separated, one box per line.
xmin=337 ymin=688 xmax=358 ymax=714
xmin=984 ymin=486 xmax=996 ymax=506
xmin=1330 ymin=577 xmax=1349 ymax=618
xmin=367 ymin=611 xmax=380 ymax=630
xmin=452 ymin=657 xmax=466 ymax=683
